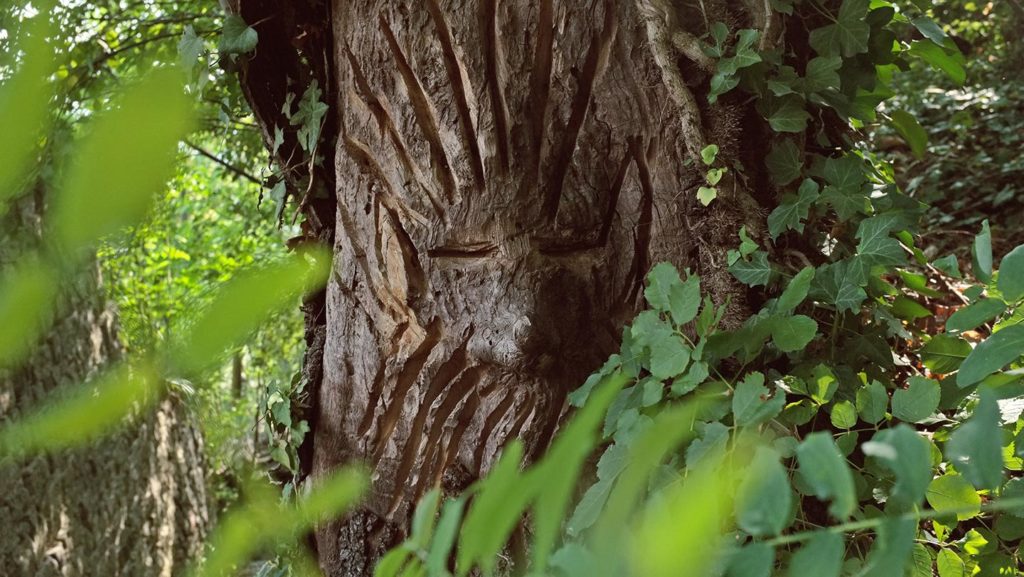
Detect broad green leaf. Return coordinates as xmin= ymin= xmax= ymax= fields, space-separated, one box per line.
xmin=291 ymin=81 xmax=329 ymax=152
xmin=0 ymin=260 xmax=57 ymax=369
xmin=644 ymin=262 xmax=681 ymax=312
xmin=946 ymin=389 xmax=1003 ymax=490
xmin=856 ymin=215 xmax=906 ymax=267
xmin=697 ymin=186 xmax=718 ymax=206
xmin=786 ymin=532 xmax=843 ymax=577
xmin=770 ymin=314 xmax=818 ymax=352
xmin=957 ymin=324 xmax=1024 ymax=387
xmin=819 ymin=184 xmax=870 ymax=221
xmin=830 ymin=400 xmax=858 ymax=429
xmin=812 ymin=259 xmax=868 ymax=314
xmin=178 ymin=25 xmax=204 ymax=74
xmin=767 ymin=179 xmax=819 ymax=238
xmin=685 ymin=421 xmax=729 ymax=469
xmin=736 ymin=447 xmax=793 ymax=536
xmin=972 ymin=220 xmax=993 ymax=283
xmin=733 ymin=372 xmax=786 ymax=427
xmin=936 ymin=549 xmax=967 ymax=577
xmin=726 ymin=542 xmax=774 ymax=577
xmin=669 ymin=275 xmax=702 ymax=326
xmin=908 ymin=39 xmax=965 ymax=85
xmin=891 ymin=377 xmax=940 ymax=423
xmin=856 ymin=380 xmax=888 ymax=424
xmin=51 ymin=68 xmax=194 ymax=252
xmin=172 ymin=251 xmax=331 ymax=374
xmin=932 ymin=254 xmax=962 ymax=278
xmin=858 ymin=517 xmax=916 ymax=577
xmin=911 ymin=17 xmax=947 ymax=45
xmin=1000 ymin=477 xmax=1024 ymax=518
xmin=766 ymin=95 xmax=811 ymax=133
xmin=997 ymin=244 xmax=1024 ymax=302
xmin=808 ymin=0 xmax=871 ymax=57
xmin=804 ymin=56 xmax=842 ymax=92
xmin=730 ymin=251 xmax=772 ymax=287
xmin=907 ymin=544 xmax=934 ymax=577
xmin=919 ymin=334 xmax=971 ymax=374
xmin=567 ymin=478 xmax=614 ymax=536
xmin=765 ymin=139 xmax=802 ymax=186
xmin=457 ymin=442 xmax=527 ymax=575
xmin=926 ymin=474 xmax=981 ymax=520
xmin=220 ymin=14 xmax=259 ymax=54
xmin=775 ymin=267 xmax=815 ymax=313
xmin=797 ymin=432 xmax=856 ymax=519
xmin=649 ymin=333 xmax=691 ymax=380
xmin=862 ymin=425 xmax=931 ymax=511
xmin=408 ymin=489 xmax=440 ymax=550
xmin=0 ymin=13 xmax=55 ymax=206
xmin=946 ymin=299 xmax=1005 ymax=334
xmin=889 ymin=109 xmax=928 ymax=159
xmin=701 ymin=144 xmax=720 ymax=166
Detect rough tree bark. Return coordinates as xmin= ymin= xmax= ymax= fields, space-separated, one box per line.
xmin=234 ymin=1 xmax=777 ymax=574
xmin=0 ymin=189 xmax=209 ymax=575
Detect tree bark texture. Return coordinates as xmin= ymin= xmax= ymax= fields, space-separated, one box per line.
xmin=0 ymin=194 xmax=209 ymax=576
xmin=235 ymin=1 xmax=776 ymax=574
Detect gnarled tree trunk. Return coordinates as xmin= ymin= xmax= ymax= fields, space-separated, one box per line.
xmin=235 ymin=1 xmax=776 ymax=574
xmin=0 ymin=190 xmax=209 ymax=575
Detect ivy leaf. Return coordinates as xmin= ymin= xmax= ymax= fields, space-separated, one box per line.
xmin=736 ymin=447 xmax=793 ymax=536
xmin=730 ymin=251 xmax=773 ymax=287
xmin=766 ymin=95 xmax=811 ymax=133
xmin=697 ymin=186 xmax=718 ymax=206
xmin=786 ymin=532 xmax=843 ymax=577
xmin=733 ymin=372 xmax=786 ymax=427
xmin=856 ymin=215 xmax=906 ymax=267
xmin=765 ymin=139 xmax=802 ymax=186
xmin=820 ymin=186 xmax=870 ymax=221
xmin=997 ymin=244 xmax=1024 ymax=302
xmin=770 ymin=314 xmax=818 ymax=352
xmin=178 ymin=25 xmax=203 ymax=74
xmin=856 ymin=380 xmax=888 ymax=424
xmin=701 ymin=144 xmax=720 ymax=166
xmin=972 ymin=220 xmax=993 ymax=283
xmin=926 ymin=474 xmax=981 ymax=521
xmin=862 ymin=425 xmax=931 ymax=510
xmin=890 ymin=109 xmax=928 ymax=159
xmin=932 ymin=254 xmax=961 ymax=278
xmin=291 ymin=81 xmax=329 ymax=152
xmin=919 ymin=334 xmax=971 ymax=374
xmin=946 ymin=299 xmax=1005 ymax=334
xmin=957 ymin=324 xmax=1024 ymax=387
xmin=220 ymin=14 xmax=259 ymax=55
xmin=804 ymin=56 xmax=842 ymax=93
xmin=820 ymin=155 xmax=870 ymax=220
xmin=811 ymin=259 xmax=868 ymax=314
xmin=891 ymin=377 xmax=940 ymax=423
xmin=644 ymin=262 xmax=682 ymax=312
xmin=797 ymin=432 xmax=856 ymax=519
xmin=768 ymin=179 xmax=819 ymax=238
xmin=946 ymin=389 xmax=1003 ymax=490
xmin=775 ymin=266 xmax=815 ymax=313
xmin=808 ymin=0 xmax=871 ymax=57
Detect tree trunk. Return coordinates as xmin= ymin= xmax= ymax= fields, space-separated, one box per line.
xmin=0 ymin=190 xmax=209 ymax=575
xmin=235 ymin=1 xmax=775 ymax=574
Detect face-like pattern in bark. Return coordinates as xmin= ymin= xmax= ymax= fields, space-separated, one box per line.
xmin=317 ymin=0 xmax=710 ymax=525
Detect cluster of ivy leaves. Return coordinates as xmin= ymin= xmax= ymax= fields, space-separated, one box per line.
xmin=374 ymin=1 xmax=1024 ymax=576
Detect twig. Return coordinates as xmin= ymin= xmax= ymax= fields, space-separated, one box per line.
xmin=183 ymin=140 xmax=262 ymax=185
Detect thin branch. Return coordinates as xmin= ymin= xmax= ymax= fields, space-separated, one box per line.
xmin=184 ymin=140 xmax=262 ymax=185
xmin=670 ymin=30 xmax=714 ymax=72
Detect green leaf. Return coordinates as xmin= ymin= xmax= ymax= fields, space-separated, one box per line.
xmin=726 ymin=542 xmax=774 ymax=577
xmin=926 ymin=474 xmax=981 ymax=521
xmin=220 ymin=14 xmax=259 ymax=54
xmin=644 ymin=262 xmax=682 ymax=312
xmin=957 ymin=324 xmax=1024 ymax=387
xmin=997 ymin=244 xmax=1024 ymax=302
xmin=669 ymin=275 xmax=702 ymax=326
xmin=786 ymin=532 xmax=843 ymax=577
xmin=733 ymin=372 xmax=786 ymax=427
xmin=0 ymin=261 xmax=57 ymax=370
xmin=697 ymin=186 xmax=718 ymax=206
xmin=51 ymin=68 xmax=194 ymax=252
xmin=776 ymin=267 xmax=815 ymax=313
xmin=911 ymin=16 xmax=948 ymax=46
xmin=1000 ymin=477 xmax=1024 ymax=518
xmin=804 ymin=56 xmax=842 ymax=93
xmin=707 ymin=167 xmax=726 ymax=185
xmin=812 ymin=259 xmax=868 ymax=314
xmin=808 ymin=0 xmax=871 ymax=57
xmin=685 ymin=422 xmax=729 ymax=469
xmin=770 ymin=314 xmax=818 ymax=352
xmin=291 ymin=81 xmax=329 ymax=152
xmin=908 ymin=39 xmax=965 ymax=85
xmin=920 ymin=335 xmax=971 ymax=374
xmin=856 ymin=215 xmax=906 ymax=267
xmin=946 ymin=389 xmax=1003 ymax=490
xmin=932 ymin=254 xmax=962 ymax=278
xmin=767 ymin=95 xmax=811 ymax=133
xmin=856 ymin=380 xmax=888 ymax=424
xmin=947 ymin=299 xmax=1006 ymax=334
xmin=858 ymin=517 xmax=916 ymax=577
xmin=409 ymin=489 xmax=440 ymax=549
xmin=767 ymin=179 xmax=819 ymax=239
xmin=830 ymin=400 xmax=858 ymax=429
xmin=936 ymin=549 xmax=967 ymax=577
xmin=892 ymin=377 xmax=940 ymax=423
xmin=736 ymin=447 xmax=793 ymax=536
xmin=765 ymin=139 xmax=802 ymax=186
xmin=701 ymin=144 xmax=720 ymax=166
xmin=730 ymin=251 xmax=773 ymax=287
xmin=889 ymin=109 xmax=928 ymax=159
xmin=457 ymin=442 xmax=527 ymax=575
xmin=649 ymin=333 xmax=691 ymax=381
xmin=178 ymin=25 xmax=204 ymax=74
xmin=972 ymin=220 xmax=993 ymax=283
xmin=797 ymin=432 xmax=856 ymax=519
xmin=862 ymin=425 xmax=931 ymax=511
